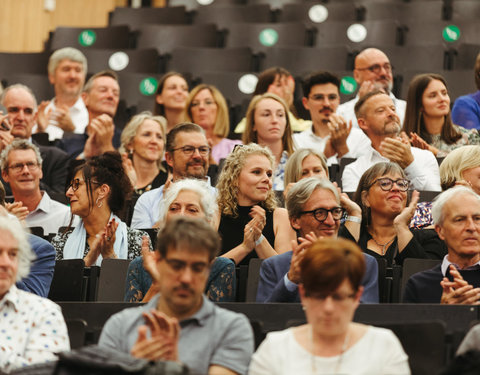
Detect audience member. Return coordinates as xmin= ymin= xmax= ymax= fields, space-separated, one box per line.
xmin=52 ymin=152 xmax=148 ymax=266
xmin=37 ymin=47 xmax=88 ymax=140
xmin=403 ymin=73 xmax=480 ymax=157
xmin=99 ymin=217 xmax=254 ymax=375
xmin=294 ymin=71 xmax=370 ymax=165
xmin=57 ymin=70 xmax=121 ymax=159
xmin=0 ymin=215 xmax=69 ymax=372
xmin=216 ymin=143 xmax=296 ymax=266
xmin=337 ymin=48 xmax=406 ymax=128
xmin=452 ymin=51 xmax=480 ymax=130
xmin=0 ymin=84 xmax=70 ymax=195
xmin=235 ymin=67 xmax=311 ymax=133
xmin=347 ymin=162 xmax=445 ymax=267
xmin=242 ymin=93 xmax=295 ymax=190
xmin=250 ymin=238 xmax=409 ymax=375
xmin=0 ymin=140 xmax=74 ymax=235
xmin=154 ymin=71 xmax=189 ymax=132
xmin=403 ymin=186 xmax=480 ymax=303
xmin=457 ymin=324 xmax=480 ymax=357
xmin=125 ymin=178 xmax=235 ymax=303
xmin=131 ymin=122 xmax=215 ymax=229
xmin=342 ymin=90 xmax=441 ymax=192
xmin=256 ymin=177 xmax=378 ymax=303
xmin=184 ymin=84 xmax=241 ymax=164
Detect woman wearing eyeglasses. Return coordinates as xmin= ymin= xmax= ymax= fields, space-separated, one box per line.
xmin=249 ymin=238 xmax=410 ymax=375
xmin=216 ymin=143 xmax=296 ymax=266
xmin=52 ymin=152 xmax=148 ymax=266
xmin=342 ymin=162 xmax=446 ymax=266
xmin=184 ymin=84 xmax=241 ymax=164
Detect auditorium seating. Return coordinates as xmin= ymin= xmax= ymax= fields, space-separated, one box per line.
xmin=109 ymin=5 xmax=190 ymax=30
xmin=48 ymin=25 xmax=132 ymax=50
xmin=192 ymin=4 xmax=273 ymax=28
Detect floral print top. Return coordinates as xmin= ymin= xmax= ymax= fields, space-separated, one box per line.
xmin=432 ymin=125 xmax=480 ymax=157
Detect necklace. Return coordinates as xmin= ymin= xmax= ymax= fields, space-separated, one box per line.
xmin=370 ymin=234 xmax=395 ymax=256
xmin=310 ymin=325 xmax=350 ymax=374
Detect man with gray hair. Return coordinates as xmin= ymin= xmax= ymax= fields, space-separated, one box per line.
xmin=37 ymin=47 xmax=88 ymax=141
xmin=0 ymin=215 xmax=70 ymax=372
xmin=256 ymin=177 xmax=379 ymax=303
xmin=404 ymin=186 xmax=480 ymax=303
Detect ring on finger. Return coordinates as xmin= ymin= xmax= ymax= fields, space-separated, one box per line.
xmin=106 ymin=236 xmax=112 ymax=241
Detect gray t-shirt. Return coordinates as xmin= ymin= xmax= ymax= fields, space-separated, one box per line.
xmin=99 ymin=294 xmax=254 ymax=375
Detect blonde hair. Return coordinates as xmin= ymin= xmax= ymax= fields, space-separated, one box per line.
xmin=284 ymin=148 xmax=328 ymax=186
xmin=242 ymin=93 xmax=294 ymax=155
xmin=440 ymin=145 xmax=480 ymax=191
xmin=184 ymin=84 xmax=230 ymax=138
xmin=119 ymin=111 xmax=167 ymax=171
xmin=216 ymin=143 xmax=277 ymax=217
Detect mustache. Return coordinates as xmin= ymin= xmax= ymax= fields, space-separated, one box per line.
xmin=173 ymin=284 xmax=195 ymax=294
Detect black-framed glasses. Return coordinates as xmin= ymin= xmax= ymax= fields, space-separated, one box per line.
xmin=164 ymin=258 xmax=209 ymax=275
xmin=356 ymin=63 xmax=392 ymax=74
xmin=172 ymin=145 xmax=210 ymax=156
xmin=308 ymin=292 xmax=357 ymax=304
xmin=7 ymin=161 xmax=40 ymax=173
xmin=371 ymin=178 xmax=409 ymax=192
xmin=299 ymin=207 xmax=344 ymax=222
xmin=67 ymin=178 xmax=100 ymax=192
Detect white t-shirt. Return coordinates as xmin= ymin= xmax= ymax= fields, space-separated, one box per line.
xmin=249 ymin=326 xmax=411 ymax=375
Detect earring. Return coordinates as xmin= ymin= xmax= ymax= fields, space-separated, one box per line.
xmin=129 ymin=148 xmax=133 ymax=155
xmin=302 ymin=305 xmax=306 ymax=311
xmin=95 ymin=197 xmax=103 ymax=208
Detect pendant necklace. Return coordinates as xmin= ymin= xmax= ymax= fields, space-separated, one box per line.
xmin=370 ymin=235 xmax=395 ymax=256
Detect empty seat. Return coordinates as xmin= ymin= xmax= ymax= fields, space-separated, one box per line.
xmin=246 ymin=258 xmax=264 ymax=302
xmin=136 ymin=24 xmax=219 ymax=54
xmin=109 ymin=6 xmax=189 ymax=30
xmin=261 ymin=46 xmax=353 ymax=76
xmin=379 ymin=45 xmax=451 ymax=73
xmin=452 ymin=43 xmax=480 ymax=70
xmin=247 ymin=0 xmax=303 ymax=11
xmin=169 ymin=0 xmax=244 ymax=11
xmin=0 ymin=52 xmax=49 ymax=76
xmin=167 ymin=47 xmax=255 ymax=75
xmin=116 ymin=72 xmax=163 ymax=109
xmin=96 ymin=259 xmax=131 ymax=301
xmin=451 ymin=0 xmax=480 ymax=22
xmin=193 ymin=4 xmax=273 ymax=29
xmin=80 ymin=49 xmax=160 ymax=74
xmin=48 ymin=259 xmax=85 ymax=302
xmin=402 ymin=20 xmax=480 ymax=47
xmin=49 ymin=25 xmax=132 ymax=50
xmin=361 ymin=1 xmax=446 ymax=22
xmin=277 ymin=2 xmax=360 ymax=24
xmin=3 ymin=74 xmax=54 ymax=102
xmin=224 ymin=22 xmax=311 ymax=53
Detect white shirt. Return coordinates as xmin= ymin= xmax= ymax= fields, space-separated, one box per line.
xmin=342 ymin=145 xmax=441 ymax=192
xmin=0 ymin=286 xmax=70 ymax=373
xmin=38 ymin=97 xmax=89 ymax=141
xmin=25 ymin=191 xmax=78 ymax=235
xmin=249 ymin=326 xmax=410 ymax=375
xmin=294 ymin=126 xmax=371 ymax=166
xmin=337 ymin=92 xmax=406 ymax=129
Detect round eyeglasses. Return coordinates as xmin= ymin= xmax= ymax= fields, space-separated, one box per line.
xmin=299 ymin=207 xmax=344 ymax=222
xmin=371 ymin=178 xmax=409 ymax=192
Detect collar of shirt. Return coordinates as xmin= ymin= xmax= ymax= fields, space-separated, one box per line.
xmin=0 ymin=285 xmax=20 ymax=312
xmin=441 ymin=255 xmax=480 ymax=276
xmin=29 ymin=191 xmax=50 ymax=215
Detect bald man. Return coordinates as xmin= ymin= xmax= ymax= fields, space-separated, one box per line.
xmin=337 ymin=48 xmax=406 ymax=129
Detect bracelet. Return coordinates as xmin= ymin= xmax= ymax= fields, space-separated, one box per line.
xmin=346 ymin=216 xmax=362 ymax=223
xmin=255 ymin=234 xmax=265 ymax=246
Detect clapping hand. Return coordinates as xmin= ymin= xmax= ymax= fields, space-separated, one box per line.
xmin=441 ymin=266 xmax=480 ymax=305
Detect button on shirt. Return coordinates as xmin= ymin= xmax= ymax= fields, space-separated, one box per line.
xmin=0 ymin=286 xmax=70 ymax=373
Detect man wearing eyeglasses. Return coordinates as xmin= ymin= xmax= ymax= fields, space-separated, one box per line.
xmin=99 ymin=217 xmax=254 ymax=375
xmin=0 ymin=84 xmax=70 ymax=195
xmin=0 ymin=139 xmax=74 ymax=235
xmin=342 ymin=90 xmax=441 ymax=192
xmin=131 ymin=122 xmax=215 ymax=229
xmin=337 ymin=48 xmax=406 ymax=129
xmin=294 ymin=71 xmax=371 ymax=165
xmin=256 ymin=177 xmax=379 ymax=303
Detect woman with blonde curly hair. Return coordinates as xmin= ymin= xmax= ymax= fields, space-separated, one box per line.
xmin=242 ymin=93 xmax=295 ymax=191
xmin=184 ymin=84 xmax=241 ymax=163
xmin=216 ymin=143 xmax=296 ymax=266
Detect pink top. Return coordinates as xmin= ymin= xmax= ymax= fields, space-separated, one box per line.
xmin=212 ymin=138 xmax=242 ymax=163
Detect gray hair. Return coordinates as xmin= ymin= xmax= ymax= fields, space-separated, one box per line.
xmin=0 ymin=84 xmax=38 ymax=110
xmin=48 ymin=47 xmax=87 ymax=76
xmin=284 ymin=148 xmax=329 ymax=186
xmin=286 ymin=177 xmax=340 ymax=219
xmin=432 ymin=186 xmax=480 ymax=225
xmin=0 ymin=139 xmax=43 ymax=171
xmin=0 ymin=216 xmax=35 ymax=282
xmin=159 ymin=179 xmax=217 ymax=226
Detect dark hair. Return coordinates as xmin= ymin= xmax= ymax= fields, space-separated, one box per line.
xmin=165 ymin=122 xmax=205 ymax=153
xmin=353 ymin=162 xmax=407 ymax=226
xmin=402 ymin=73 xmax=460 ymax=145
xmin=441 ymin=350 xmax=480 ymax=375
xmin=154 ymin=71 xmax=188 ymax=116
xmin=253 ymin=66 xmax=291 ymax=96
xmin=300 ymin=238 xmax=365 ymax=296
xmin=156 ymin=216 xmax=220 ymax=262
xmin=302 ymin=71 xmax=340 ymax=98
xmin=73 ymin=151 xmax=132 ymax=216
xmin=0 ymin=180 xmax=5 ymax=206
xmin=354 ymin=89 xmax=386 ymax=119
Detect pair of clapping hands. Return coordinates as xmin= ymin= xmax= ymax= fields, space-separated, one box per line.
xmin=441 ymin=266 xmax=480 ymax=305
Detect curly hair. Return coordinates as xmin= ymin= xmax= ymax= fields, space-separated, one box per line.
xmin=216 ymin=143 xmax=277 ymax=217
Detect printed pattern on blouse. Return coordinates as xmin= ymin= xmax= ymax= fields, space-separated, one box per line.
xmin=273 ymin=151 xmax=289 ymax=191
xmin=0 ymin=286 xmax=70 ymax=372
xmin=432 ymin=125 xmax=480 ymax=157
xmin=410 ymin=201 xmax=433 ymax=229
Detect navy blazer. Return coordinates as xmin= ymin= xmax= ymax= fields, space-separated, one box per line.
xmin=256 ymin=251 xmax=379 ymax=303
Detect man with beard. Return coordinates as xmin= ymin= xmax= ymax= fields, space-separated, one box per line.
xmin=337 ymin=48 xmax=406 ymax=129
xmin=131 ymin=122 xmax=215 ymax=228
xmin=37 ymin=47 xmax=88 ymax=141
xmin=342 ymin=90 xmax=440 ymax=192
xmin=294 ymin=71 xmax=370 ymax=165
